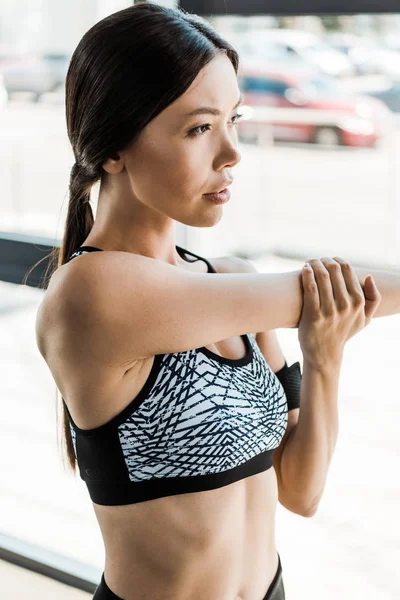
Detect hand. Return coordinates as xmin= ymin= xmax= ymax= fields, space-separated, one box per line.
xmin=298 ymin=256 xmax=381 ymax=371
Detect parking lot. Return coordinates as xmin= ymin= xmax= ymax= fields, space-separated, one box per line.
xmin=3 ymin=9 xmax=400 ymax=598
xmin=2 ymin=90 xmax=400 ymax=600
xmin=1 ymin=99 xmax=400 ymax=269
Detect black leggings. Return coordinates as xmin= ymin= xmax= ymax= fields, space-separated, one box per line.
xmin=93 ymin=552 xmax=285 ymax=600
xmin=262 ymin=553 xmax=285 ymax=600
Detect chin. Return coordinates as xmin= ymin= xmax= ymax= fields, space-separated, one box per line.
xmin=199 ymin=211 xmax=224 ymax=228
xmin=178 ymin=210 xmax=222 ymax=228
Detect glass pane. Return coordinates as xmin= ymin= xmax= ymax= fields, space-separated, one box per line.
xmin=2 ymin=7 xmax=400 ymax=599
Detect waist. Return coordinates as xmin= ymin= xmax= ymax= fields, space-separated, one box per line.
xmin=102 ymin=526 xmax=278 ymax=600
xmin=94 ymin=468 xmax=278 ymax=583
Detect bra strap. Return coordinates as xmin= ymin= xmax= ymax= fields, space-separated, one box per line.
xmin=66 ymin=246 xmax=103 ymax=263
xmin=176 ymin=245 xmax=216 ymax=273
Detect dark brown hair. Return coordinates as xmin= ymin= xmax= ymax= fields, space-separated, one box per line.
xmin=26 ymin=2 xmax=239 ymax=475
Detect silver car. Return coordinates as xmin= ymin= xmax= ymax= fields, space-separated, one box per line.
xmin=0 ymin=52 xmax=70 ymax=101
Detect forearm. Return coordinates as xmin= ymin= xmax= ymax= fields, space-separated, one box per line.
xmin=279 ymin=359 xmax=341 ymax=514
xmin=351 ymin=265 xmax=400 ymax=318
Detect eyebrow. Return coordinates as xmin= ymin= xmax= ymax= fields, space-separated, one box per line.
xmin=183 ymin=93 xmax=243 ymax=118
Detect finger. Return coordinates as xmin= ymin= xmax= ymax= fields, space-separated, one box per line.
xmin=362 ymin=273 xmax=382 ymax=302
xmin=332 ymin=256 xmax=365 ymax=303
xmin=333 ymin=256 xmax=381 ymax=305
xmin=363 ymin=274 xmax=381 ymax=300
xmin=302 ymin=262 xmax=320 ymax=313
xmin=319 ymin=257 xmax=350 ymax=310
xmin=363 ymin=275 xmax=382 ymax=321
xmin=308 ymin=259 xmax=335 ymax=315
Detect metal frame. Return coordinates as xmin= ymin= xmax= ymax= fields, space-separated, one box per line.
xmin=3 ymin=0 xmax=400 ymax=591
xmin=0 ymin=232 xmax=57 ymax=288
xmin=179 ymin=0 xmax=400 ymax=15
xmin=0 ymin=532 xmax=101 ymax=593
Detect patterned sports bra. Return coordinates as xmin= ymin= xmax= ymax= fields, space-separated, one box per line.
xmin=63 ymin=245 xmax=288 ymax=506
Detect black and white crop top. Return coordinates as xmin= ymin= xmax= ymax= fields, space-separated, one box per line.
xmin=63 ymin=245 xmax=289 ymax=506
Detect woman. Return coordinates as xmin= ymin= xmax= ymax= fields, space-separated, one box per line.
xmin=34 ymin=4 xmax=382 ymax=599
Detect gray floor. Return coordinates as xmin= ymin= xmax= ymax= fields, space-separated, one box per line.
xmin=1 ymin=253 xmax=399 ymax=599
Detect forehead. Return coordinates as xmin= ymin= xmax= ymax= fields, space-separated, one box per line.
xmin=167 ymin=54 xmax=240 ymax=118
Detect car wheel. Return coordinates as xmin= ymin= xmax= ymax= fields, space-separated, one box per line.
xmin=313 ymin=126 xmax=343 ymax=146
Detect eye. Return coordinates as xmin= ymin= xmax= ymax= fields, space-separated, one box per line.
xmin=232 ymin=112 xmax=244 ymax=125
xmin=188 ymin=112 xmax=244 ymax=137
xmin=188 ymin=123 xmax=211 ymax=137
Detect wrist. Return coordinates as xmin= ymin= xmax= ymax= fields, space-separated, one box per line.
xmin=303 ymin=355 xmax=343 ymax=375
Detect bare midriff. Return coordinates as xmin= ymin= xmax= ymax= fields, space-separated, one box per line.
xmin=94 ymin=467 xmax=279 ymax=600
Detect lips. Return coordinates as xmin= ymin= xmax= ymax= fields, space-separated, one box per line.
xmin=205 ymin=180 xmax=233 ymax=194
xmin=205 ymin=188 xmax=226 ymax=195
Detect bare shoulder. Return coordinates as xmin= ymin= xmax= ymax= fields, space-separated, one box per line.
xmin=42 ymin=249 xmax=141 ymax=316
xmin=36 ymin=250 xmax=138 ymax=369
xmin=35 ymin=250 xmax=115 ymax=360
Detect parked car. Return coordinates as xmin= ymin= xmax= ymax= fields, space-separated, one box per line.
xmin=0 ymin=73 xmax=8 ymax=109
xmin=383 ymin=33 xmax=400 ymax=53
xmin=237 ymin=62 xmax=391 ymax=147
xmin=361 ymin=78 xmax=400 ymax=113
xmin=0 ymin=52 xmax=71 ymax=101
xmin=233 ymin=36 xmax=306 ymax=69
xmin=325 ymin=32 xmax=380 ymax=75
xmin=239 ymin=29 xmax=354 ymax=78
xmin=328 ymin=35 xmax=400 ymax=79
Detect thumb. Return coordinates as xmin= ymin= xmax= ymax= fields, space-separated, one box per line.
xmin=362 ymin=275 xmax=381 ymax=322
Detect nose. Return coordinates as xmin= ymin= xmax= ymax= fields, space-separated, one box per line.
xmin=217 ymin=137 xmax=241 ymax=170
xmin=229 ymin=145 xmax=241 ymax=168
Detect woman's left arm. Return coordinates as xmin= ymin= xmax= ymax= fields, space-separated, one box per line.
xmin=277 ymin=359 xmax=341 ymax=518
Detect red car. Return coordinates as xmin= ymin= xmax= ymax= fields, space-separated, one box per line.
xmin=237 ymin=62 xmax=391 ymax=147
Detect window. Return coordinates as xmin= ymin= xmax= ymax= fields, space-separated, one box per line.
xmin=240 ymin=76 xmax=290 ymax=96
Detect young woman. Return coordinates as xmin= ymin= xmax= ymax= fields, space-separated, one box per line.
xmin=34 ymin=4 xmax=383 ymax=599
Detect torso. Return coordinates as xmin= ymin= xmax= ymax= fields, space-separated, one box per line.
xmin=37 ymin=247 xmax=280 ymax=600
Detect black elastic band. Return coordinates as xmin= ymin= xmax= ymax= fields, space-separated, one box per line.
xmin=274 ymin=361 xmax=302 ymax=411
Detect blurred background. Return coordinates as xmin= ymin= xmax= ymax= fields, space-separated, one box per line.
xmin=1 ymin=1 xmax=399 ymax=599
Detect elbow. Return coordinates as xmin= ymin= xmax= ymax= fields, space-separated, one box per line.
xmin=282 ymin=500 xmax=317 ymax=518
xmin=279 ymin=490 xmax=319 ymax=518
xmin=301 ymin=503 xmax=318 ymax=518
xmin=301 ymin=495 xmax=321 ymax=518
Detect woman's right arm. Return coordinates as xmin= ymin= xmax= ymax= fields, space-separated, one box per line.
xmin=54 ymin=250 xmax=304 ymax=364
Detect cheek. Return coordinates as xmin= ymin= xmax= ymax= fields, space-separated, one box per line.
xmin=133 ymin=141 xmax=205 ymax=196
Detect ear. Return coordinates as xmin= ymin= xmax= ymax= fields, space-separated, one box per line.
xmin=102 ymin=153 xmax=125 ymax=174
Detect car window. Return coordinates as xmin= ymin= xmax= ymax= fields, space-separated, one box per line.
xmin=299 ymin=76 xmax=343 ymax=97
xmin=240 ymin=76 xmax=290 ymax=96
xmin=240 ymin=41 xmax=294 ymax=61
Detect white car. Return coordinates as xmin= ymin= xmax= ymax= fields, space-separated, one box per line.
xmin=239 ymin=29 xmax=355 ymax=78
xmin=328 ymin=33 xmax=400 ymax=79
xmin=0 ymin=73 xmax=8 ymax=109
xmin=325 ymin=33 xmax=380 ymax=75
xmin=358 ymin=37 xmax=400 ymax=79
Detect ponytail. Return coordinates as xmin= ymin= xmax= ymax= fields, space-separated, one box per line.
xmin=25 ymin=161 xmax=101 ymax=474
